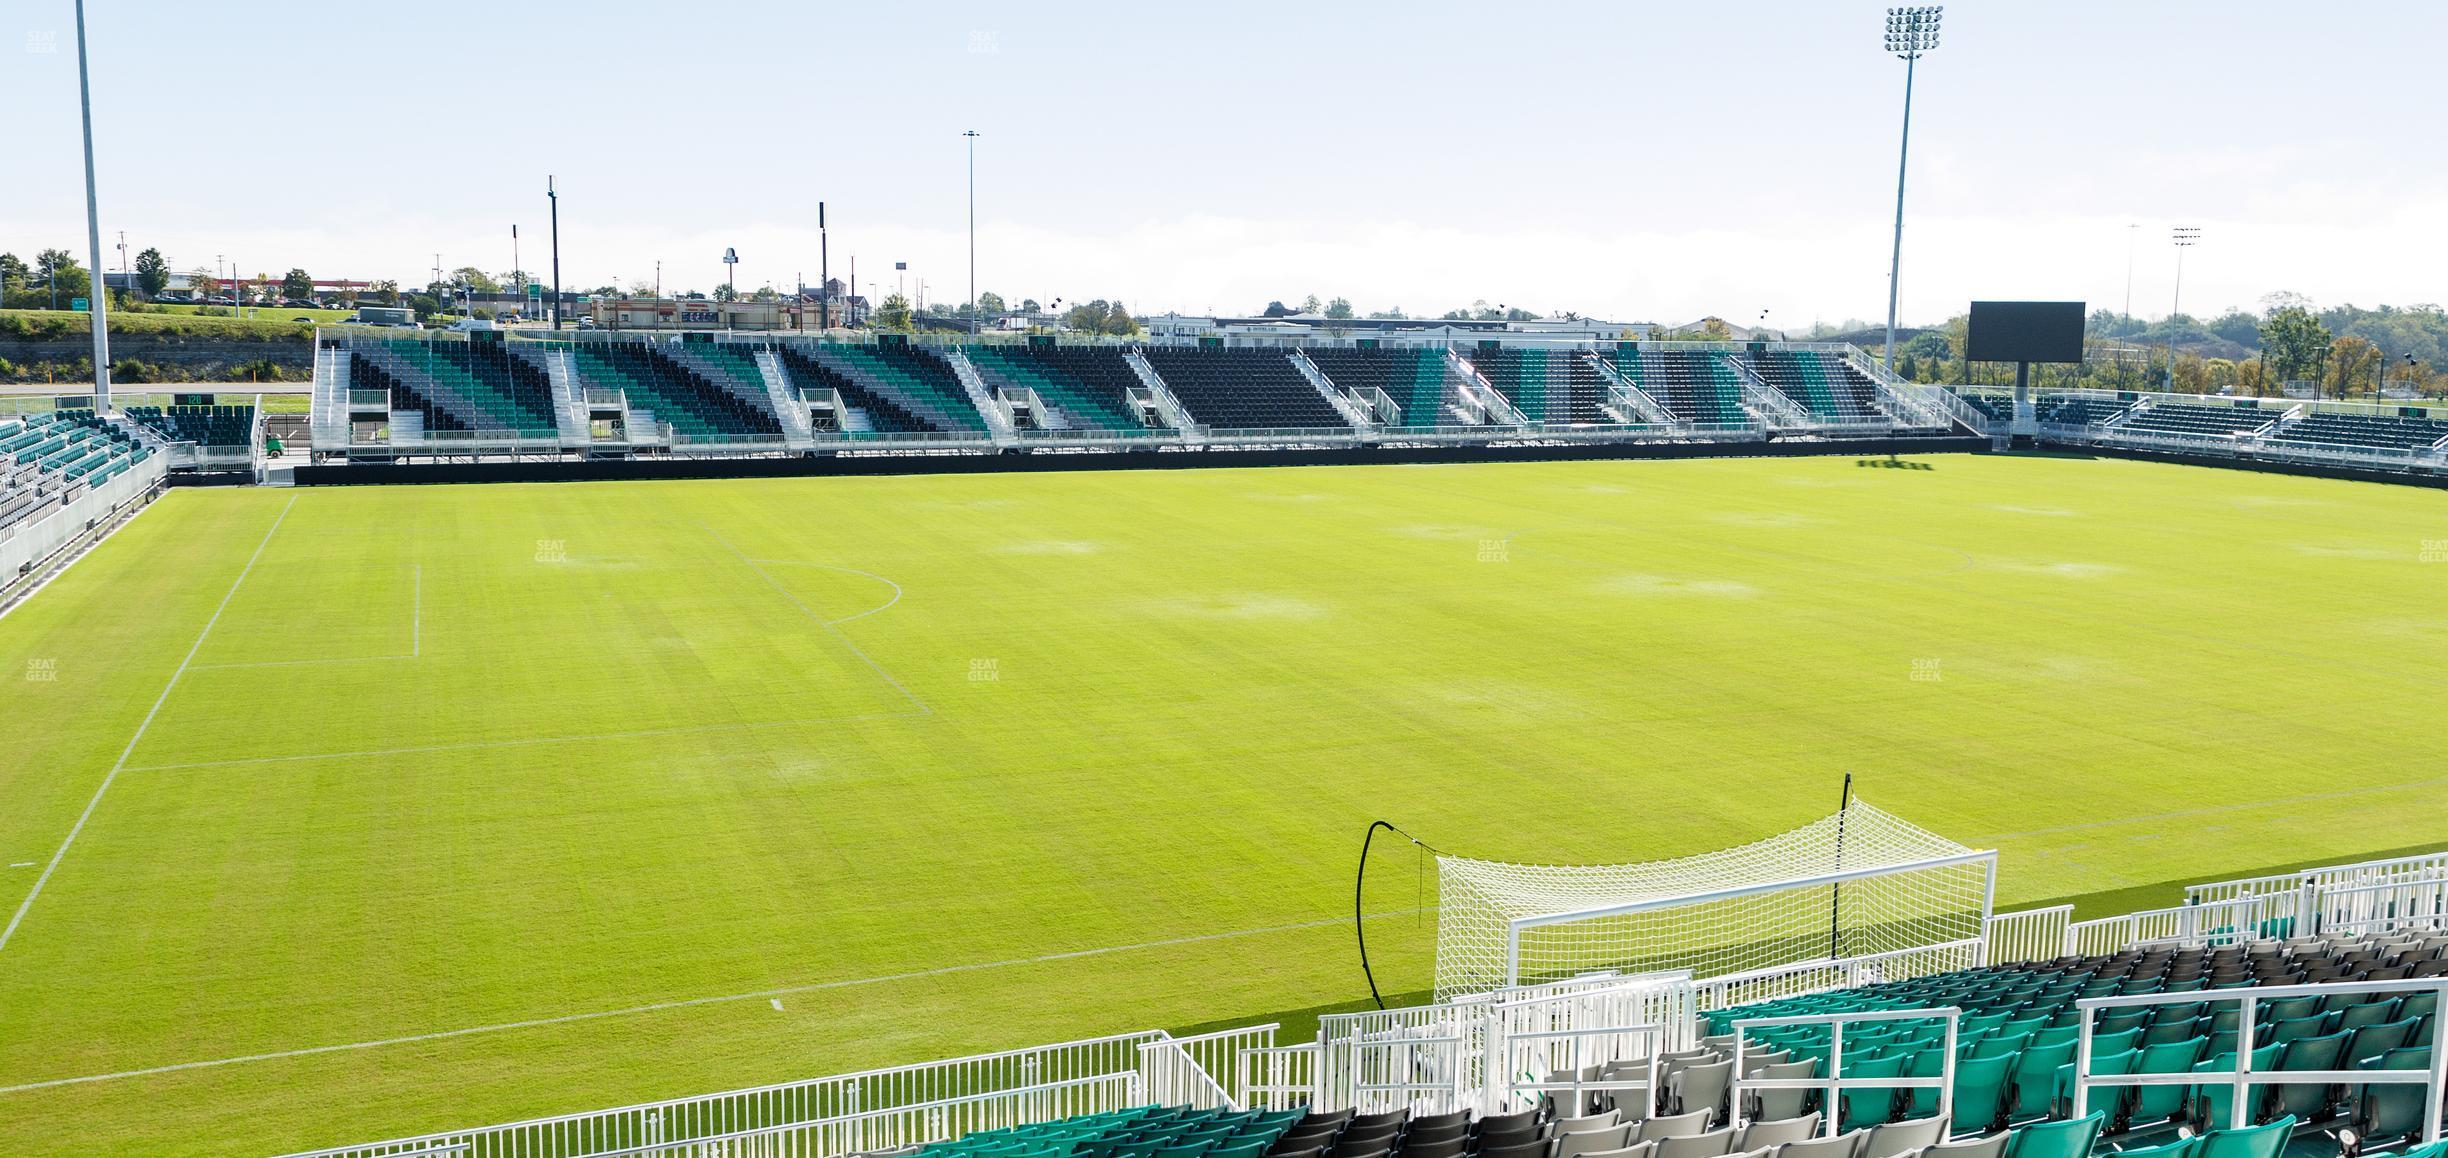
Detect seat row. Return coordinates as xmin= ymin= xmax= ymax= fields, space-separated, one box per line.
xmin=1143 ymin=348 xmax=1349 ymax=430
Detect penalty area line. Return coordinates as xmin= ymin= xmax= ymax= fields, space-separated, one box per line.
xmin=0 ymin=495 xmax=297 ymax=954
xmin=119 ymin=709 xmax=930 ymax=775
xmin=0 ymin=908 xmax=1425 ymax=1096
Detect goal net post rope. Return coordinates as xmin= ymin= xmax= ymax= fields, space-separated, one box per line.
xmin=1432 ymin=802 xmax=1996 ymax=1001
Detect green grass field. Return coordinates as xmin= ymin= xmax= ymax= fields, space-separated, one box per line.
xmin=2 ymin=452 xmax=2445 ymax=1155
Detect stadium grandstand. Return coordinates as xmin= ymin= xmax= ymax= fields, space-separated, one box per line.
xmin=298 ymin=331 xmax=1970 ymax=463
xmin=268 ymin=818 xmax=2448 ymax=1158
xmin=1944 ymin=388 xmax=2448 ymax=472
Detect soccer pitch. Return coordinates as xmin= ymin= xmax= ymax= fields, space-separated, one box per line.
xmin=2 ymin=452 xmax=2445 ymax=1155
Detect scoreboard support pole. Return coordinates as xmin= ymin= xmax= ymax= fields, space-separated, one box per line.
xmin=2011 ymin=360 xmax=2038 ymax=437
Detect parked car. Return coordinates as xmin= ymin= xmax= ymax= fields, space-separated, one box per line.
xmin=280 ymin=298 xmax=316 ymax=309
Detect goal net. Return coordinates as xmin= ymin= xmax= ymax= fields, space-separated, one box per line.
xmin=1432 ymin=803 xmax=1994 ymax=1001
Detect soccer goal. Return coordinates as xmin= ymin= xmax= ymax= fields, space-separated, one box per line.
xmin=1432 ymin=802 xmax=1996 ymax=1001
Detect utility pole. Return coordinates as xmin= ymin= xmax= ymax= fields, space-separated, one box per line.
xmin=74 ymin=0 xmax=113 ymax=410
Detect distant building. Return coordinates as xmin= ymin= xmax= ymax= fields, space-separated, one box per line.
xmin=1660 ymin=317 xmax=1785 ymax=342
xmin=1142 ymin=313 xmax=1655 ymax=343
xmin=588 ymin=297 xmax=814 ymax=332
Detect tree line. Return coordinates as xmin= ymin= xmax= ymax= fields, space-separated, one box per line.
xmin=1889 ymin=295 xmax=2447 ymax=401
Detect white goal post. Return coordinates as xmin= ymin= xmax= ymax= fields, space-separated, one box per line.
xmin=1432 ymin=803 xmax=1997 ymax=1001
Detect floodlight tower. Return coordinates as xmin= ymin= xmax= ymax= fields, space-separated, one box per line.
xmin=1881 ymin=6 xmax=1942 ymax=371
xmin=963 ymin=129 xmax=980 ymax=315
xmin=74 ymin=0 xmax=113 ymax=410
xmin=2168 ymin=225 xmax=2200 ymax=388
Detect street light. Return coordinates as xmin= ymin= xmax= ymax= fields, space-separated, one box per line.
xmin=1881 ymin=5 xmax=1941 ymax=371
xmin=2168 ymin=225 xmax=2200 ymax=389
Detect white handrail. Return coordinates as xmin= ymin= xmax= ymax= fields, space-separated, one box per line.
xmin=1732 ymin=1006 xmax=1960 ymax=1138
xmin=2070 ymin=977 xmax=2448 ymax=1139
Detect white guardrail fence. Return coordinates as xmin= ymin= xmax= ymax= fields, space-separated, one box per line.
xmin=2070 ymin=979 xmax=2448 ymax=1142
xmin=290 ymin=845 xmax=2448 ymax=1158
xmin=1731 ymin=1007 xmax=1961 ymax=1139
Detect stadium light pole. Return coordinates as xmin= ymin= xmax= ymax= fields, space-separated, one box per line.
xmin=2168 ymin=225 xmax=2199 ymax=389
xmin=2123 ymin=223 xmax=2138 ymax=321
xmin=963 ymin=129 xmax=980 ymax=315
xmin=818 ymin=201 xmax=830 ymax=331
xmin=74 ymin=0 xmax=113 ymax=410
xmin=1881 ymin=6 xmax=1940 ymax=371
xmin=548 ymin=176 xmax=563 ymax=330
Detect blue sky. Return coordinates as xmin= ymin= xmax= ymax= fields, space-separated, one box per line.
xmin=8 ymin=1 xmax=2444 ymax=325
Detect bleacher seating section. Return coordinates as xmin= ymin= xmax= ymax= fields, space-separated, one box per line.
xmin=967 ymin=346 xmax=1151 ymax=431
xmin=1747 ymin=351 xmax=1882 ymax=422
xmin=2265 ymin=413 xmax=2448 ymax=452
xmin=775 ymin=346 xmax=989 ymax=436
xmin=881 ymin=1043 xmax=2448 ymax=1158
xmin=1304 ymin=348 xmax=1475 ymax=428
xmin=1621 ymin=350 xmax=1750 ymax=426
xmin=124 ymin=404 xmax=255 ymax=448
xmin=0 ymin=411 xmax=151 ymax=534
xmin=1953 ymin=392 xmax=2015 ymax=424
xmin=2117 ymin=403 xmax=2280 ymax=439
xmin=1705 ymin=933 xmax=2447 ymax=1148
xmin=2035 ymin=396 xmax=2133 ymax=428
xmin=1465 ymin=349 xmax=1612 ymax=425
xmin=571 ymin=343 xmax=783 ymax=441
xmin=902 ymin=1105 xmax=1314 ymax=1158
xmin=1142 ymin=348 xmax=1351 ymax=431
xmin=350 ymin=339 xmax=559 ymax=435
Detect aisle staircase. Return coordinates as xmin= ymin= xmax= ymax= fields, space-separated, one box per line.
xmin=750 ymin=349 xmax=816 ymax=448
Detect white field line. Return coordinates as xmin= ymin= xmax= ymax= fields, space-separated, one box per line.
xmin=706 ymin=527 xmax=930 ymax=715
xmin=748 ymin=558 xmax=902 ymax=625
xmin=190 ymin=562 xmax=422 ymax=671
xmin=121 ymin=709 xmax=930 ymax=775
xmin=0 ymin=495 xmax=297 ymax=953
xmin=1984 ymin=773 xmax=2448 ymax=841
xmin=0 ymin=908 xmax=1426 ymax=1096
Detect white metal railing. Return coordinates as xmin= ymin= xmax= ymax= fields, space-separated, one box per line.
xmin=2186 ymin=853 xmax=2448 ymax=939
xmin=1689 ymin=940 xmax=1985 ymax=1012
xmin=2064 ymin=897 xmax=2267 ymax=956
xmin=1732 ymin=1006 xmax=1960 ymax=1138
xmin=1724 ymin=358 xmax=1814 ymax=428
xmin=1315 ymin=973 xmax=1694 ymax=1115
xmin=276 ymin=1030 xmax=1168 ymax=1158
xmin=1495 ymin=1023 xmax=1666 ymax=1117
xmin=2307 ymin=873 xmax=2448 ymax=937
xmin=1984 ymin=906 xmax=2073 ymax=964
xmin=431 ymin=1071 xmax=1146 ymax=1158
xmin=1238 ymin=1042 xmax=1320 ymax=1111
xmin=1136 ymin=1024 xmax=1278 ymax=1110
xmin=1349 ymin=1032 xmax=1472 ymax=1114
xmin=1587 ymin=354 xmax=1681 ymax=427
xmin=2070 ymin=978 xmax=2448 ymax=1138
